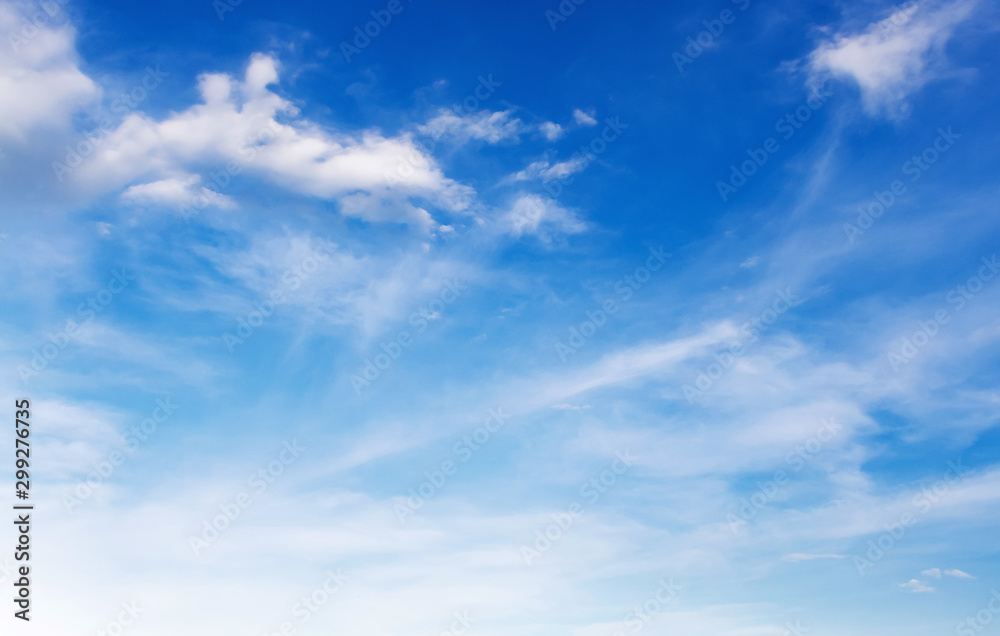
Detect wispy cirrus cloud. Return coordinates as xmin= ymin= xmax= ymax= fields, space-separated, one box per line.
xmin=806 ymin=0 xmax=977 ymax=117
xmin=505 ymin=157 xmax=589 ymax=184
xmin=418 ymin=108 xmax=526 ymax=144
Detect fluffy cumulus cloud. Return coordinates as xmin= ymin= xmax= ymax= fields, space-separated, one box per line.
xmin=0 ymin=12 xmax=597 ymax=240
xmin=0 ymin=1 xmax=99 ymax=140
xmin=500 ymin=194 xmax=587 ymax=242
xmin=69 ymin=54 xmax=473 ymax=229
xmin=539 ymin=121 xmax=564 ymax=141
xmin=807 ymin=0 xmax=976 ymax=117
xmin=52 ymin=52 xmax=598 ymax=235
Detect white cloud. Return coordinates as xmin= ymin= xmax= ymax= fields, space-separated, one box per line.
xmin=518 ymin=322 xmax=742 ymax=412
xmin=71 ymin=54 xmax=471 ymax=228
xmin=507 ymin=157 xmax=588 ymax=183
xmin=121 ymin=175 xmax=237 ymax=211
xmin=740 ymin=256 xmax=760 ymax=269
xmin=500 ymin=194 xmax=587 ymax=242
xmin=539 ymin=121 xmax=564 ymax=141
xmin=573 ymin=108 xmax=598 ymax=126
xmin=418 ymin=108 xmax=525 ymax=144
xmin=29 ymin=398 xmax=123 ymax=479
xmin=807 ymin=0 xmax=976 ymax=117
xmin=336 ymin=191 xmax=439 ymax=232
xmin=899 ymin=579 xmax=935 ymax=593
xmin=195 ymin=229 xmax=477 ymax=339
xmin=310 ymin=322 xmax=747 ymax=477
xmin=944 ymin=568 xmax=975 ymax=579
xmin=918 ymin=566 xmax=975 ymax=581
xmin=0 ymin=1 xmax=99 ymax=140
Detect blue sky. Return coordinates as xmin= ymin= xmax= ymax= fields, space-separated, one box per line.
xmin=1 ymin=0 xmax=999 ymax=633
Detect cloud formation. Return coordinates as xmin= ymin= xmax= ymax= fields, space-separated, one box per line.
xmin=807 ymin=0 xmax=976 ymax=117
xmin=900 ymin=579 xmax=935 ymax=593
xmin=71 ymin=54 xmax=473 ymax=228
xmin=0 ymin=1 xmax=98 ymax=139
xmin=418 ymin=108 xmax=526 ymax=144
